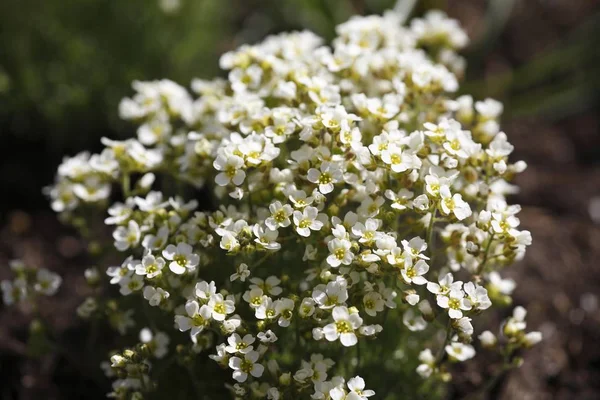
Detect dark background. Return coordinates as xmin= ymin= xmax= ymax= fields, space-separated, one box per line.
xmin=1 ymin=0 xmax=600 ymax=398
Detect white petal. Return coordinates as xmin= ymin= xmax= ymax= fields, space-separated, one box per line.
xmin=169 ymin=262 xmax=186 ymax=275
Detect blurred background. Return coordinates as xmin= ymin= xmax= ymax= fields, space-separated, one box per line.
xmin=1 ymin=0 xmax=600 ymax=398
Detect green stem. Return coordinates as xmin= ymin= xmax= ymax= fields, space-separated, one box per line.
xmin=435 ymin=318 xmax=453 ymax=364
xmin=477 ymin=232 xmax=495 ymax=275
xmin=122 ymin=173 xmax=131 ymax=198
xmin=356 ymin=339 xmax=361 ymax=373
xmin=426 ymin=208 xmax=437 ymax=266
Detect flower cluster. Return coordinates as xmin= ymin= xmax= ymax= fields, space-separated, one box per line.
xmin=45 ymin=8 xmax=540 ymax=399
xmin=1 ymin=260 xmax=62 ymax=306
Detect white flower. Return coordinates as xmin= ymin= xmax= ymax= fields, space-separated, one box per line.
xmin=440 ymin=185 xmax=472 ymax=220
xmin=134 ymin=191 xmax=168 ymax=212
xmin=105 ymin=201 xmax=134 ymax=225
xmin=243 ymin=287 xmax=268 ymax=309
xmin=142 ymin=226 xmax=170 ymax=250
xmin=113 ymin=220 xmax=141 ymax=251
xmin=195 ymin=280 xmax=217 ymax=300
xmin=209 ymin=344 xmax=229 ymax=364
xmin=255 ymin=297 xmax=278 ymax=320
xmin=413 ymin=194 xmax=430 ymax=212
xmin=106 ymin=257 xmax=136 ymax=285
xmin=362 ymin=292 xmax=384 ymax=317
xmin=175 ymin=300 xmax=211 ymax=339
xmin=401 ymin=237 xmax=429 ymax=261
xmin=257 ymin=330 xmax=278 ymax=343
xmin=214 ymin=153 xmax=246 ymax=186
xmin=463 ymin=282 xmax=492 ymax=310
xmin=476 ymin=98 xmax=503 ymax=119
xmin=293 ymin=206 xmax=324 ymax=237
xmin=385 ymin=189 xmax=414 ymax=211
xmin=1 ymin=279 xmax=27 ymax=305
xmin=327 ymin=238 xmax=354 ymax=267
xmin=323 ymin=306 xmax=363 ymax=347
xmin=162 ymin=242 xmax=200 ymax=275
xmin=416 ymin=348 xmax=436 ymax=378
xmin=135 ymin=254 xmax=165 ymax=279
xmin=207 ymin=293 xmax=235 ymax=321
xmin=139 ymin=328 xmax=170 ymax=358
xmin=403 ymin=309 xmax=427 ymax=332
xmin=381 ymin=144 xmax=421 ymax=173
xmin=478 ymin=330 xmax=497 ymax=347
xmin=298 ymin=297 xmax=316 ymax=317
xmin=288 ymin=189 xmax=314 ymax=209
xmin=73 ymin=176 xmax=111 ymax=202
xmin=230 ymin=263 xmax=250 ymax=282
xmin=143 ymin=286 xmax=169 ymax=306
xmin=229 ymin=350 xmax=264 ymax=382
xmin=34 ymin=269 xmax=62 ymax=296
xmin=253 ymin=225 xmax=281 ymax=250
xmin=346 ymin=376 xmax=375 ymax=400
xmin=524 ymin=331 xmax=543 ymax=347
xmin=275 ymin=298 xmax=295 ymax=327
xmin=223 ymin=315 xmax=242 ymax=334
xmin=250 ymin=276 xmax=282 ymax=296
xmin=351 ymin=219 xmax=381 ymax=244
xmin=225 ymin=333 xmax=256 ymax=354
xmin=427 ymin=272 xmax=462 ymax=296
xmin=445 ymin=342 xmax=475 ymax=362
xmin=307 ymin=162 xmax=343 ymax=194
xmin=437 ymin=289 xmax=472 ymax=319
xmin=220 ymin=232 xmax=240 ymax=253
xmin=265 ymin=201 xmax=293 ymax=230
xmin=119 ymin=274 xmax=144 ymax=295
xmin=455 ymin=317 xmax=474 ymax=337
xmin=504 ymin=306 xmax=528 ymax=336
xmin=357 ymin=196 xmax=385 ymax=218
xmin=487 ymin=271 xmax=515 ymax=295
xmin=400 ymin=260 xmax=429 ymax=285
xmin=312 ymin=277 xmax=349 ymax=309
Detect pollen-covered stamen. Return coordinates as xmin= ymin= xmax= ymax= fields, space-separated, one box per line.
xmin=273 ymin=210 xmax=287 ymax=223
xmin=334 ymin=248 xmax=346 ymax=260
xmin=448 ymin=298 xmax=461 ymax=310
xmin=299 ymin=219 xmax=311 ymax=228
xmin=240 ymin=358 xmax=254 ymax=373
xmin=318 ymin=173 xmax=333 ymax=185
xmin=335 ymin=320 xmax=352 ymax=333
xmin=173 ymin=254 xmax=187 ymax=266
xmin=214 ymin=302 xmax=226 ymax=314
xmin=450 ymin=139 xmax=461 ymax=151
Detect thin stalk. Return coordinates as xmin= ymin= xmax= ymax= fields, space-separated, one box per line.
xmin=435 ymin=318 xmax=453 ymax=364
xmin=121 ymin=173 xmax=131 ymax=198
xmin=426 ymin=209 xmax=437 ymax=266
xmin=477 ymin=232 xmax=495 ymax=275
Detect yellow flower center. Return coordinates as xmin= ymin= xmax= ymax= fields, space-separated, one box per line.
xmin=334 ymin=248 xmax=346 ymax=260
xmin=336 ymin=320 xmax=352 ymax=333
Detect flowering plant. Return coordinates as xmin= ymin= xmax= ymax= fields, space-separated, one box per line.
xmin=3 ymin=7 xmax=542 ymax=400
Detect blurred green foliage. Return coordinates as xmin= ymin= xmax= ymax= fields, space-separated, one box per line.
xmin=0 ymin=0 xmax=234 ymax=150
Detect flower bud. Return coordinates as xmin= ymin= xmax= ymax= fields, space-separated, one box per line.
xmin=312 ymin=327 xmax=324 ymax=341
xmin=403 ymin=290 xmax=419 ymax=306
xmin=418 ymin=300 xmax=435 ymax=321
xmin=523 ymin=331 xmax=542 ymax=348
xmin=478 ymin=330 xmax=497 ymax=348
xmin=279 ymin=372 xmax=292 ymax=386
xmin=123 ymin=349 xmax=136 ymax=359
xmin=84 ymin=267 xmax=100 ymax=286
